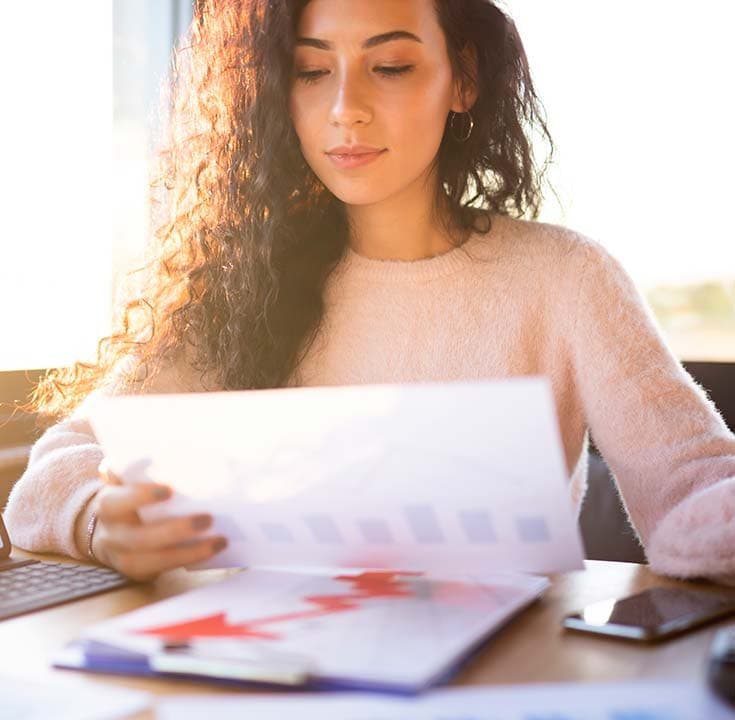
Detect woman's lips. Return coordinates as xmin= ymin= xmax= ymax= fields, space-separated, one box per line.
xmin=326 ymin=149 xmax=387 ymax=169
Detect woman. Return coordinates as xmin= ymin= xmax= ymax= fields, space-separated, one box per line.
xmin=6 ymin=0 xmax=735 ymax=581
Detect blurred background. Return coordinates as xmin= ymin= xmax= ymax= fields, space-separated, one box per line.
xmin=0 ymin=0 xmax=733 ymax=374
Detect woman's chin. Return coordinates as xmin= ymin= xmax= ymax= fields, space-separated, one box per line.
xmin=323 ymin=184 xmax=396 ymax=208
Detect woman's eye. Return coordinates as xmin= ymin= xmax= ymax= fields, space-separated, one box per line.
xmin=295 ymin=69 xmax=329 ymax=85
xmin=294 ymin=64 xmax=414 ymax=85
xmin=375 ymin=65 xmax=414 ymax=78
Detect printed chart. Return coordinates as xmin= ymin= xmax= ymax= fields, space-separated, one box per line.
xmin=82 ymin=568 xmax=548 ymax=690
xmin=215 ymin=505 xmax=552 ymax=546
xmin=89 ymin=379 xmax=585 ymax=575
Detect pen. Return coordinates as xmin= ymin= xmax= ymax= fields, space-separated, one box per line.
xmin=151 ymin=639 xmax=312 ymax=686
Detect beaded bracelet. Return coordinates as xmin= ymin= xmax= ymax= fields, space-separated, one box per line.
xmin=86 ymin=512 xmax=99 ymax=561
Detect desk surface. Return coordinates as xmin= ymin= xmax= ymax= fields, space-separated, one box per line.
xmin=1 ymin=560 xmax=731 ymax=718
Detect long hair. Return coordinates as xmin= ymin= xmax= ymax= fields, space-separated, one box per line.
xmin=31 ymin=0 xmax=552 ymax=422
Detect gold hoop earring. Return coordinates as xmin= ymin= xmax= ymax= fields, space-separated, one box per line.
xmin=450 ymin=110 xmax=474 ymax=142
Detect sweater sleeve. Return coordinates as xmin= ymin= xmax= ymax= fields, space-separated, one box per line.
xmin=568 ymin=237 xmax=735 ymax=579
xmin=4 ymin=412 xmax=104 ymax=559
xmin=3 ymin=354 xmax=211 ymax=559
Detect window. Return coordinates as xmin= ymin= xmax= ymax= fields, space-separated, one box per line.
xmin=0 ymin=1 xmax=113 ymax=372
xmin=0 ymin=0 xmax=192 ymax=373
xmin=112 ymin=0 xmax=193 ymax=322
xmin=511 ymin=0 xmax=735 ymax=360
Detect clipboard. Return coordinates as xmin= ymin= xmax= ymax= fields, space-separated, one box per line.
xmin=53 ymin=568 xmax=549 ymax=694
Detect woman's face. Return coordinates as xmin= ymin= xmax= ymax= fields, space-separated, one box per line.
xmin=289 ymin=0 xmax=463 ymax=207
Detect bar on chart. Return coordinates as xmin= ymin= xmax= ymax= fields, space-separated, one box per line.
xmin=304 ymin=514 xmax=344 ymax=544
xmin=516 ymin=515 xmax=551 ymax=543
xmin=358 ymin=518 xmax=395 ymax=544
xmin=260 ymin=522 xmax=294 ymax=543
xmin=403 ymin=504 xmax=445 ymax=544
xmin=459 ymin=509 xmax=498 ymax=543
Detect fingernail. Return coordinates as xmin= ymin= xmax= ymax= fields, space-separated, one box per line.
xmin=153 ymin=486 xmax=171 ymax=500
xmin=191 ymin=514 xmax=212 ymax=531
xmin=212 ymin=538 xmax=228 ymax=553
xmin=98 ymin=460 xmax=120 ymax=484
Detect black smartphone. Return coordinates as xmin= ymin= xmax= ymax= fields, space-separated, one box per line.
xmin=563 ymin=587 xmax=735 ymax=642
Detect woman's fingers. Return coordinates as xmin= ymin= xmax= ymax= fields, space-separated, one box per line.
xmin=110 ymin=513 xmax=214 ymax=552
xmin=98 ymin=459 xmax=123 ymax=486
xmin=90 ymin=465 xmax=229 ymax=581
xmin=107 ymin=536 xmax=228 ymax=582
xmin=95 ymin=483 xmax=172 ymax=523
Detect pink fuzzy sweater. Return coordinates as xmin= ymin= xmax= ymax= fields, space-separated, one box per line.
xmin=6 ymin=216 xmax=735 ymax=578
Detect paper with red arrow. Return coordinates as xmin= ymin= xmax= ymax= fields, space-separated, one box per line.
xmin=75 ymin=567 xmax=547 ymax=691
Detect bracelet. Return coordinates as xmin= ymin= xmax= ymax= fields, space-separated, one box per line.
xmin=86 ymin=512 xmax=99 ymax=562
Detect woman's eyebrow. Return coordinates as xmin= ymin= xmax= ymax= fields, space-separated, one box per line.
xmin=295 ymin=30 xmax=423 ymax=51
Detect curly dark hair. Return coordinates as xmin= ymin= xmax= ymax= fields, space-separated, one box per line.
xmin=32 ymin=0 xmax=552 ymax=422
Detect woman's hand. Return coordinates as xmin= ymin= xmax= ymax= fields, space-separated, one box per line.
xmin=78 ymin=465 xmax=228 ymax=582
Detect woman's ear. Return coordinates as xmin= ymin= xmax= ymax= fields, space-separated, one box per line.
xmin=451 ymin=43 xmax=479 ymax=112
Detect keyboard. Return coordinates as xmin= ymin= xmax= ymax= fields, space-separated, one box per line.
xmin=0 ymin=558 xmax=131 ymax=621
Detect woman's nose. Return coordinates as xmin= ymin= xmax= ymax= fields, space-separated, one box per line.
xmin=329 ymin=71 xmax=373 ymax=128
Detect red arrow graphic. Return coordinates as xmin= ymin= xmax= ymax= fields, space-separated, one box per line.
xmin=136 ymin=571 xmax=421 ymax=642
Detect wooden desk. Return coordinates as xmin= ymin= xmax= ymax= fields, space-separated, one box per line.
xmin=1 ymin=560 xmax=731 ymax=718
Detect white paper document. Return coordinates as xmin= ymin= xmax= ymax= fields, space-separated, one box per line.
xmin=90 ymin=378 xmax=584 ymax=574
xmin=156 ymin=681 xmax=733 ymax=720
xmin=76 ymin=568 xmax=548 ymax=692
xmin=0 ymin=673 xmax=150 ymax=720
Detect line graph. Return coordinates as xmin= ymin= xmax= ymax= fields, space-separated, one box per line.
xmin=135 ymin=571 xmax=422 ymax=642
